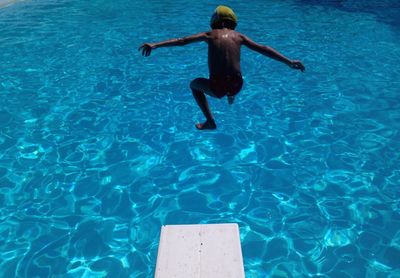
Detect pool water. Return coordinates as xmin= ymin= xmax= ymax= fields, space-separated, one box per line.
xmin=1 ymin=0 xmax=400 ymax=277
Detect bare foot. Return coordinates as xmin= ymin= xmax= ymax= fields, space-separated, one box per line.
xmin=195 ymin=119 xmax=216 ymax=130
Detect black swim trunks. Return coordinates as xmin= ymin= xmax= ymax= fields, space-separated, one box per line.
xmin=209 ymin=73 xmax=243 ymax=99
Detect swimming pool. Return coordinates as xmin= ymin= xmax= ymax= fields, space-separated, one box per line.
xmin=1 ymin=0 xmax=400 ymax=276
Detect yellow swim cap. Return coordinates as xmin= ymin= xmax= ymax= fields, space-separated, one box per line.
xmin=210 ymin=5 xmax=237 ymax=29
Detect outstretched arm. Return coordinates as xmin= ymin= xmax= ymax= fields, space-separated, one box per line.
xmin=241 ymin=34 xmax=305 ymax=72
xmin=139 ymin=32 xmax=209 ymax=56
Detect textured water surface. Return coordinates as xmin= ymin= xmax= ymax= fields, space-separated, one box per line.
xmin=1 ymin=0 xmax=400 ymax=277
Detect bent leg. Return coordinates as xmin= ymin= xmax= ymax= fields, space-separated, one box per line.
xmin=190 ymin=78 xmax=217 ymax=130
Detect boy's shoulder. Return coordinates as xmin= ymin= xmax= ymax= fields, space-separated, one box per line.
xmin=207 ymin=29 xmax=244 ymax=38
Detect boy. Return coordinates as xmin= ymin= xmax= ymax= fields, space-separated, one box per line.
xmin=139 ymin=5 xmax=305 ymax=130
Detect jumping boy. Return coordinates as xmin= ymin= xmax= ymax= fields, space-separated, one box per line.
xmin=139 ymin=5 xmax=305 ymax=130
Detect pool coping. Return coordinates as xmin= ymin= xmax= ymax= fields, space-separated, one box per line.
xmin=0 ymin=0 xmax=24 ymax=9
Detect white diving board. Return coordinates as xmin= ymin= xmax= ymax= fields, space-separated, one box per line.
xmin=155 ymin=223 xmax=245 ymax=278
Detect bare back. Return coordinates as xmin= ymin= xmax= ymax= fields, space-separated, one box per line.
xmin=206 ymin=28 xmax=242 ymax=76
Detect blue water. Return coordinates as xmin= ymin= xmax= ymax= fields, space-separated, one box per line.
xmin=1 ymin=0 xmax=400 ymax=277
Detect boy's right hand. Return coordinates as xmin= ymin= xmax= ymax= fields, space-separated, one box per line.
xmin=289 ymin=60 xmax=305 ymax=72
xmin=138 ymin=43 xmax=155 ymax=57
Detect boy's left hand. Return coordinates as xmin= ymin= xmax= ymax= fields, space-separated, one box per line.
xmin=138 ymin=43 xmax=155 ymax=56
xmin=289 ymin=60 xmax=305 ymax=72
